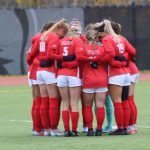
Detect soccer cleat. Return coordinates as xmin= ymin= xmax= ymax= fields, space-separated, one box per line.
xmin=72 ymin=131 xmax=79 ymax=137
xmin=82 ymin=127 xmax=88 ymax=133
xmin=109 ymin=128 xmax=128 ymax=136
xmin=32 ymin=131 xmax=44 ymax=136
xmin=64 ymin=131 xmax=72 ymax=137
xmin=95 ymin=129 xmax=102 ymax=136
xmin=44 ymin=130 xmax=51 ymax=136
xmin=102 ymin=126 xmax=113 ymax=133
xmin=128 ymin=129 xmax=137 ymax=135
xmin=87 ymin=128 xmax=94 ymax=136
xmin=51 ymin=129 xmax=64 ymax=137
xmin=128 ymin=125 xmax=137 ymax=135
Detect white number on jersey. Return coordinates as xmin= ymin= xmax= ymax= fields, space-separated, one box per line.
xmin=39 ymin=41 xmax=46 ymax=52
xmin=117 ymin=43 xmax=125 ymax=54
xmin=63 ymin=46 xmax=68 ymax=56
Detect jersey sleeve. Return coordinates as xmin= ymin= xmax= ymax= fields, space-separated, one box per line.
xmin=39 ymin=37 xmax=63 ymax=61
xmin=26 ymin=40 xmax=39 ymax=65
xmin=123 ymin=37 xmax=136 ymax=56
xmin=62 ymin=60 xmax=79 ymax=68
xmin=110 ymin=58 xmax=127 ymax=68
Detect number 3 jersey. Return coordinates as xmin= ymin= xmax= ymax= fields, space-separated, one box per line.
xmin=57 ymin=36 xmax=83 ymax=77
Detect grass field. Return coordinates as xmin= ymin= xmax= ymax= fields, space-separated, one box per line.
xmin=0 ymin=82 xmax=150 ymax=150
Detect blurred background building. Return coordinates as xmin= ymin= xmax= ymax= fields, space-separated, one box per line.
xmin=0 ymin=0 xmax=150 ymax=75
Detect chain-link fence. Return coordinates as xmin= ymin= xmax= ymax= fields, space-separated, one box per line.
xmin=0 ymin=0 xmax=150 ymax=8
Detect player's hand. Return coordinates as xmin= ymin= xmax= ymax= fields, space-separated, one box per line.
xmin=90 ymin=62 xmax=99 ymax=69
xmin=33 ymin=58 xmax=40 ymax=65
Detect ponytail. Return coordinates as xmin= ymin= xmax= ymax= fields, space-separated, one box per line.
xmin=41 ymin=18 xmax=68 ymax=41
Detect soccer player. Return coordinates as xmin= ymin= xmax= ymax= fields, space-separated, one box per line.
xmin=76 ymin=27 xmax=109 ymax=136
xmin=29 ymin=19 xmax=68 ymax=136
xmin=95 ymin=19 xmax=136 ymax=135
xmin=111 ymin=21 xmax=139 ymax=134
xmin=26 ymin=23 xmax=53 ymax=136
xmin=128 ymin=53 xmax=139 ymax=134
xmin=51 ymin=19 xmax=82 ymax=137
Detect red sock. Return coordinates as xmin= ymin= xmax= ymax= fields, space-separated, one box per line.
xmin=40 ymin=97 xmax=50 ymax=130
xmin=132 ymin=95 xmax=138 ymax=124
xmin=96 ymin=107 xmax=105 ymax=130
xmin=62 ymin=110 xmax=70 ymax=131
xmin=114 ymin=102 xmax=123 ymax=129
xmin=82 ymin=103 xmax=86 ymax=127
xmin=56 ymin=99 xmax=61 ymax=127
xmin=31 ymin=99 xmax=36 ymax=130
xmin=129 ymin=95 xmax=137 ymax=125
xmin=122 ymin=100 xmax=130 ymax=128
xmin=71 ymin=112 xmax=79 ymax=131
xmin=34 ymin=97 xmax=42 ymax=132
xmin=49 ymin=98 xmax=60 ymax=129
xmin=84 ymin=106 xmax=93 ymax=129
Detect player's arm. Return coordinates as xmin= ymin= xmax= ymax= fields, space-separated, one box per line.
xmin=26 ymin=40 xmax=39 ymax=65
xmin=101 ymin=38 xmax=116 ymax=63
xmin=124 ymin=38 xmax=136 ymax=56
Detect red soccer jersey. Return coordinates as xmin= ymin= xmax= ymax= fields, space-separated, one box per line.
xmin=102 ymin=34 xmax=136 ymax=77
xmin=27 ymin=33 xmax=42 ymax=72
xmin=28 ymin=32 xmax=59 ymax=79
xmin=77 ymin=43 xmax=108 ymax=88
xmin=57 ymin=36 xmax=82 ymax=77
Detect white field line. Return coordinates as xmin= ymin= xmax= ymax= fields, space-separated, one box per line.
xmin=0 ymin=119 xmax=150 ymax=129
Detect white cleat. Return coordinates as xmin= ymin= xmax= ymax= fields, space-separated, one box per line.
xmin=127 ymin=124 xmax=138 ymax=135
xmin=44 ymin=130 xmax=51 ymax=136
xmin=82 ymin=127 xmax=88 ymax=133
xmin=51 ymin=129 xmax=64 ymax=137
xmin=32 ymin=131 xmax=44 ymax=136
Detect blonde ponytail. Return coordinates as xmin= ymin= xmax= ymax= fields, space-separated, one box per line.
xmin=41 ymin=18 xmax=68 ymax=41
xmin=103 ymin=19 xmax=120 ymax=43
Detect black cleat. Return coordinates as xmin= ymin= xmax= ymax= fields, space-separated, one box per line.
xmin=72 ymin=131 xmax=79 ymax=137
xmin=87 ymin=128 xmax=94 ymax=136
xmin=109 ymin=128 xmax=128 ymax=135
xmin=64 ymin=131 xmax=72 ymax=137
xmin=123 ymin=128 xmax=128 ymax=135
xmin=95 ymin=129 xmax=102 ymax=136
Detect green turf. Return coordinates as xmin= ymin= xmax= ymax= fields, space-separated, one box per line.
xmin=0 ymin=82 xmax=150 ymax=150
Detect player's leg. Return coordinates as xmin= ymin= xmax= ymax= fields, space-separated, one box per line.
xmin=95 ymin=90 xmax=107 ymax=136
xmin=109 ymin=84 xmax=125 ymax=135
xmin=82 ymin=89 xmax=94 ymax=136
xmin=39 ymin=83 xmax=50 ymax=136
xmin=103 ymin=94 xmax=114 ymax=133
xmin=59 ymin=86 xmax=71 ymax=137
xmin=128 ymin=82 xmax=138 ymax=134
xmin=122 ymin=86 xmax=130 ymax=132
xmin=57 ymin=75 xmax=71 ymax=137
xmin=45 ymin=72 xmax=62 ymax=136
xmin=32 ymin=84 xmax=41 ymax=132
xmin=69 ymin=86 xmax=81 ymax=136
xmin=81 ymin=92 xmax=88 ymax=133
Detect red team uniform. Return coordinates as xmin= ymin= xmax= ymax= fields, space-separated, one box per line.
xmin=77 ymin=42 xmax=108 ymax=131
xmin=102 ymin=34 xmax=136 ymax=130
xmin=56 ymin=36 xmax=82 ymax=133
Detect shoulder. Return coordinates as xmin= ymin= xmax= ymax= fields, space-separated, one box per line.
xmin=80 ymin=34 xmax=86 ymax=42
xmin=31 ymin=32 xmax=42 ymax=44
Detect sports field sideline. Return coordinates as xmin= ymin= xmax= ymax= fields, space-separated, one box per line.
xmin=0 ymin=73 xmax=150 ymax=150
